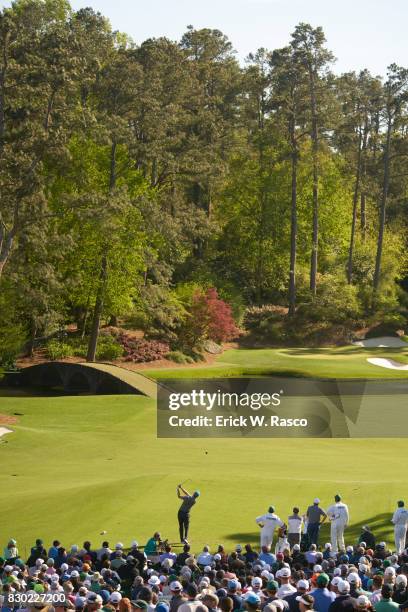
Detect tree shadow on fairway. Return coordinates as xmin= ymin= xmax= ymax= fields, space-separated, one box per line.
xmin=223 ymin=513 xmax=394 ymax=547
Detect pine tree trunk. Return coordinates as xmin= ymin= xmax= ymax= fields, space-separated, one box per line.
xmin=373 ymin=114 xmax=392 ymax=296
xmin=289 ymin=115 xmax=298 ymax=316
xmin=347 ymin=128 xmax=363 ymax=284
xmin=86 ymin=142 xmax=116 ymax=361
xmin=86 ymin=254 xmax=107 ymax=362
xmin=309 ymin=71 xmax=319 ymax=296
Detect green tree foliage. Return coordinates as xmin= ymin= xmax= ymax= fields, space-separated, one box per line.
xmin=0 ymin=1 xmax=407 ymax=360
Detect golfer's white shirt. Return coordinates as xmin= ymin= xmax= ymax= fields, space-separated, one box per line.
xmin=288 ymin=516 xmax=303 ymax=534
xmin=392 ymin=508 xmax=408 ymax=526
xmin=327 ymin=503 xmax=349 ymax=524
xmin=256 ymin=513 xmax=284 ymax=532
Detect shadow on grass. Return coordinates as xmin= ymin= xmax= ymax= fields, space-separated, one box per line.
xmin=222 ymin=513 xmax=394 ymax=547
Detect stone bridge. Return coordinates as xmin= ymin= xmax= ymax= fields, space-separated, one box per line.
xmin=5 ymin=362 xmax=157 ymax=397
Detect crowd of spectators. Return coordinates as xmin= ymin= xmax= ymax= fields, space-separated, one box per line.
xmin=2 ymin=535 xmax=408 ymax=612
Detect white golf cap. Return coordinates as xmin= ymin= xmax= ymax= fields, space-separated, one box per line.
xmin=333 ymin=568 xmax=341 ymax=577
xmin=214 ymin=554 xmax=221 ymax=561
xmin=115 ymin=542 xmax=123 ymax=549
xmin=297 ymin=579 xmax=309 ymax=590
xmin=61 ymin=563 xmax=69 ymax=571
xmin=293 ymin=544 xmax=301 ymax=551
xmin=357 ymin=596 xmax=370 ymax=608
xmin=131 ymin=540 xmax=138 ymax=547
xmin=204 ymin=565 xmax=212 ymax=573
xmin=148 ymin=575 xmax=161 ymax=585
xmin=331 ymin=577 xmax=342 ymax=587
xmin=252 ymin=577 xmax=262 ymax=586
xmin=70 ymin=570 xmax=80 ymax=578
xmin=347 ymin=573 xmax=359 ymax=583
xmin=314 ymin=498 xmax=320 ymax=504
xmin=324 ymin=543 xmax=331 ymax=549
xmin=279 ymin=567 xmax=291 ymax=578
xmin=337 ymin=580 xmax=350 ymax=594
xmin=109 ymin=592 xmax=122 ymax=603
xmin=170 ymin=581 xmax=182 ymax=591
xmin=396 ymin=575 xmax=408 ymax=586
xmin=384 ymin=567 xmax=396 ymax=575
xmin=87 ymin=593 xmax=103 ymax=604
xmin=313 ymin=565 xmax=322 ymax=573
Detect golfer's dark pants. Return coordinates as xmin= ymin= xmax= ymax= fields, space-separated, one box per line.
xmin=288 ymin=533 xmax=301 ymax=547
xmin=307 ymin=522 xmax=320 ymax=545
xmin=178 ymin=511 xmax=190 ymax=541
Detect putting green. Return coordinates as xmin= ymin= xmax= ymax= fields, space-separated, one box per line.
xmin=145 ymin=346 xmax=408 ymax=379
xmin=0 ymin=392 xmax=406 ymax=557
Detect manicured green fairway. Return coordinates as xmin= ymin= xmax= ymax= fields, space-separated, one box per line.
xmin=145 ymin=346 xmax=408 ymax=379
xmin=0 ymin=391 xmax=407 ymax=557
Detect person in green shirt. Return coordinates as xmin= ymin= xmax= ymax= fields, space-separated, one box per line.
xmin=144 ymin=532 xmax=161 ymax=556
xmin=374 ymin=585 xmax=400 ymax=612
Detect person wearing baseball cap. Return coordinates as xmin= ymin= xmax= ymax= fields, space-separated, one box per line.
xmin=306 ymin=500 xmax=327 ymax=548
xmin=327 ymin=495 xmax=349 ymax=554
xmin=178 ymin=584 xmax=207 ymax=612
xmin=296 ymin=594 xmax=315 ymax=612
xmin=176 ymin=485 xmax=200 ymax=544
xmin=244 ymin=592 xmax=261 ymax=612
xmin=277 ymin=567 xmax=296 ymax=598
xmin=227 ymin=579 xmax=242 ymax=611
xmin=310 ymin=574 xmax=335 ymax=612
xmin=255 ymin=507 xmax=285 ymax=550
xmin=284 ymin=579 xmax=310 ymax=612
xmin=169 ymin=581 xmax=186 ymax=612
xmin=328 ymin=580 xmax=356 ymax=612
xmin=392 ymin=502 xmax=408 ymax=556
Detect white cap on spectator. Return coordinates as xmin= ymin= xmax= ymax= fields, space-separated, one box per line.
xmin=332 ymin=577 xmax=342 ymax=587
xmin=314 ymin=498 xmax=320 ymax=503
xmin=148 ymin=575 xmax=161 ymax=586
xmin=204 ymin=565 xmax=212 ymax=573
xmin=61 ymin=563 xmax=69 ymax=572
xmin=115 ymin=543 xmax=123 ymax=550
xmin=337 ymin=580 xmax=350 ymax=594
xmin=252 ymin=577 xmax=263 ymax=587
xmin=214 ymin=554 xmax=221 ymax=561
xmin=109 ymin=592 xmax=122 ymax=604
xmin=70 ymin=570 xmax=80 ymax=578
xmin=170 ymin=581 xmax=182 ymax=591
xmin=385 ymin=567 xmax=396 ymax=576
xmin=397 ymin=575 xmax=408 ymax=586
xmin=347 ymin=573 xmax=359 ymax=584
xmin=313 ymin=565 xmax=322 ymax=573
xmin=297 ymin=580 xmax=309 ymax=590
xmin=357 ymin=596 xmax=370 ymax=608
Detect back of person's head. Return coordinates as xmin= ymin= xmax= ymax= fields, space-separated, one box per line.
xmin=102 ymin=541 xmax=109 ymax=548
xmin=138 ymin=587 xmax=153 ymax=604
xmin=219 ymin=597 xmax=233 ymax=612
xmin=398 ymin=501 xmax=405 ymax=508
xmin=268 ymin=506 xmax=275 ymax=513
xmin=165 ymin=545 xmax=171 ymax=553
xmin=381 ymin=585 xmax=393 ymax=599
xmin=293 ymin=507 xmax=299 ymax=514
xmin=185 ymin=584 xmax=198 ymax=599
xmin=53 ymin=540 xmax=60 ymax=547
xmin=335 ymin=494 xmax=341 ymax=502
xmin=183 ymin=544 xmax=190 ymax=553
xmin=372 ymin=576 xmax=384 ymax=589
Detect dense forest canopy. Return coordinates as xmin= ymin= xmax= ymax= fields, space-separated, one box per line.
xmin=0 ymin=0 xmax=407 ymax=364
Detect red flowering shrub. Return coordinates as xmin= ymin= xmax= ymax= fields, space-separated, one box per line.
xmin=178 ymin=287 xmax=239 ymax=349
xmin=119 ymin=335 xmax=170 ymax=363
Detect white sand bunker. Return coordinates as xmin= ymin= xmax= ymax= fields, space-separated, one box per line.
xmin=353 ymin=336 xmax=407 ymax=348
xmin=367 ymin=358 xmax=408 ymax=371
xmin=0 ymin=427 xmax=12 ymax=438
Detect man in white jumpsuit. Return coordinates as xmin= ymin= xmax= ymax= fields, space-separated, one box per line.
xmin=256 ymin=506 xmax=284 ymax=548
xmin=392 ymin=500 xmax=408 ymax=554
xmin=327 ymin=494 xmax=349 ymax=553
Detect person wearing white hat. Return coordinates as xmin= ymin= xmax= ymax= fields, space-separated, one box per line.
xmin=326 ymin=495 xmax=349 ymax=553
xmin=256 ymin=506 xmax=285 ymax=549
xmin=392 ymin=501 xmax=408 ymax=555
xmin=306 ymin=500 xmax=327 ymax=547
xmin=277 ymin=567 xmax=296 ymax=598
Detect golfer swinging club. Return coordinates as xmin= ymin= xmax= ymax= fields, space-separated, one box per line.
xmin=177 ymin=483 xmax=200 ymax=543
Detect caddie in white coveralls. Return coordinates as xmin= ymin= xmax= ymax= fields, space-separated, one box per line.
xmin=256 ymin=505 xmax=284 ymax=548
xmin=327 ymin=494 xmax=349 ymax=553
xmin=392 ymin=500 xmax=408 ymax=554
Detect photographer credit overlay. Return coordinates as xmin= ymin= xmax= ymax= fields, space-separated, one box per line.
xmin=157 ymin=377 xmax=408 ymax=438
